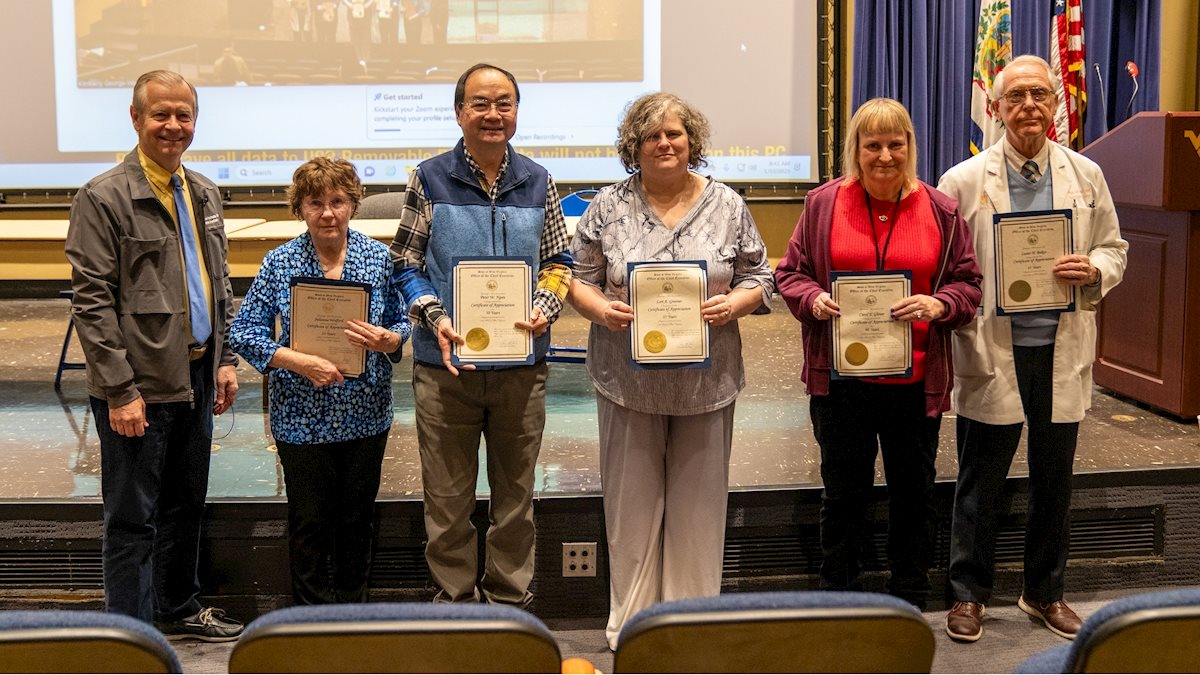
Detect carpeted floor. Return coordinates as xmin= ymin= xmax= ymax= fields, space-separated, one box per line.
xmin=172 ymin=586 xmax=1157 ymax=673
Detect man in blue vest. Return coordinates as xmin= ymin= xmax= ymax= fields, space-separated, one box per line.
xmin=390 ymin=63 xmax=572 ymax=606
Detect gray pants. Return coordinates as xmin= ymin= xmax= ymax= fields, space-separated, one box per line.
xmin=413 ymin=362 xmax=548 ymax=605
xmin=597 ymin=394 xmax=735 ymax=649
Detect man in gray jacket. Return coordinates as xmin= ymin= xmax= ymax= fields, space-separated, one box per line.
xmin=65 ymin=70 xmax=242 ymax=641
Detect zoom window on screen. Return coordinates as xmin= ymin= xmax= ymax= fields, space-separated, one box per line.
xmin=1 ymin=0 xmax=818 ymax=188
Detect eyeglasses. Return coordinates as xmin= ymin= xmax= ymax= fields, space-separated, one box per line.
xmin=1002 ymin=87 xmax=1051 ymax=105
xmin=302 ymin=196 xmax=351 ymax=215
xmin=464 ymin=98 xmax=517 ymax=115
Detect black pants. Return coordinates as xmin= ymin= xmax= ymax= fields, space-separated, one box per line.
xmin=949 ymin=344 xmax=1079 ymax=605
xmin=93 ymin=354 xmax=212 ymax=623
xmin=810 ymin=380 xmax=939 ymax=609
xmin=275 ymin=430 xmax=388 ymax=605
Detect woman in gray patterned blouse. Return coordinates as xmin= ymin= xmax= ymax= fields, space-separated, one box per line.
xmin=567 ymin=92 xmax=774 ymax=650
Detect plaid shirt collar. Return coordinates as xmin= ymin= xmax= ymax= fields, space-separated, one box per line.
xmin=461 ymin=144 xmax=510 ymax=200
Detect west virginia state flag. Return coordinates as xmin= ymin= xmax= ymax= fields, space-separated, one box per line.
xmin=1050 ymin=0 xmax=1087 ymax=149
xmin=970 ymin=0 xmax=1012 ymax=154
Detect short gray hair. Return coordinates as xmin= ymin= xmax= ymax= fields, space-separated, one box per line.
xmin=991 ymin=55 xmax=1059 ymax=101
xmin=615 ymin=92 xmax=710 ymax=174
xmin=132 ymin=70 xmax=198 ymax=116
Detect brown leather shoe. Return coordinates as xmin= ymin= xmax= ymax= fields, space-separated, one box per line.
xmin=1019 ymin=596 xmax=1082 ymax=640
xmin=946 ymin=601 xmax=985 ymax=642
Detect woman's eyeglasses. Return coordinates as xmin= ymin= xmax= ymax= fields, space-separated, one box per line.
xmin=302 ymin=197 xmax=351 ymax=215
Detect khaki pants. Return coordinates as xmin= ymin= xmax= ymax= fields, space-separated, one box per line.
xmin=413 ymin=362 xmax=548 ymax=605
xmin=597 ymin=394 xmax=735 ymax=649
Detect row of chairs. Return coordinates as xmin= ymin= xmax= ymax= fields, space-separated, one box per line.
xmin=2 ymin=588 xmax=1198 ymax=673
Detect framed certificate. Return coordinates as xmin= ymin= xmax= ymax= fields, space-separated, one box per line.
xmin=830 ymin=270 xmax=912 ymax=378
xmin=993 ymin=209 xmax=1076 ymax=314
xmin=289 ymin=276 xmax=371 ymax=378
xmin=451 ymin=257 xmax=534 ymax=367
xmin=627 ymin=261 xmax=710 ymax=367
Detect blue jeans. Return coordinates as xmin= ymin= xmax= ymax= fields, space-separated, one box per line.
xmin=92 ymin=355 xmax=213 ymax=623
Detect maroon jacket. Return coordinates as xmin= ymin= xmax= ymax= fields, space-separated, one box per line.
xmin=774 ymin=178 xmax=982 ymax=417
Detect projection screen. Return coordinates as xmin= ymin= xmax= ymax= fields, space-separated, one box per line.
xmin=0 ymin=0 xmax=823 ymax=188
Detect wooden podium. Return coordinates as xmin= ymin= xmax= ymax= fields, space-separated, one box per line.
xmin=1082 ymin=112 xmax=1200 ymax=419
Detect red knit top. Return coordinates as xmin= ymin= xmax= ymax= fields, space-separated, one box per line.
xmin=829 ymin=181 xmax=940 ymax=383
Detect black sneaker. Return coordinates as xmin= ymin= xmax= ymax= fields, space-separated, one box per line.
xmin=158 ymin=606 xmax=243 ymax=642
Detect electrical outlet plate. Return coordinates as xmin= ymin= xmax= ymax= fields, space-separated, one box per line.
xmin=561 ymin=542 xmax=598 ymax=577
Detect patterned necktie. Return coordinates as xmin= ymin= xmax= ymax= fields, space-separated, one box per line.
xmin=171 ymin=174 xmax=212 ymax=345
xmin=1020 ymin=159 xmax=1039 ymax=182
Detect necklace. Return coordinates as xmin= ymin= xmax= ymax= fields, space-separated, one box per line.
xmin=317 ymin=249 xmax=345 ymax=277
xmin=863 ymin=187 xmax=903 ymax=271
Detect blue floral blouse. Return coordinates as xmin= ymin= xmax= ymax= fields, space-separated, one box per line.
xmin=229 ymin=229 xmax=411 ymax=445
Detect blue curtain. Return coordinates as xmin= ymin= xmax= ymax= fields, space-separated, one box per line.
xmin=1083 ymin=0 xmax=1161 ymax=141
xmin=851 ymin=1 xmax=975 ymax=183
xmin=852 ymin=0 xmax=1161 ymax=182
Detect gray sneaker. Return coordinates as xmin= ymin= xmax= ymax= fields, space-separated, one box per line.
xmin=158 ymin=606 xmax=243 ymax=642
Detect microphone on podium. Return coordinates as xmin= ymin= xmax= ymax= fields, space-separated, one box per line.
xmin=1125 ymin=60 xmax=1140 ymax=121
xmin=1092 ymin=63 xmax=1108 ymax=133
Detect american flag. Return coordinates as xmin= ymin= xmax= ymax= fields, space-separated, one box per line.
xmin=1050 ymin=0 xmax=1086 ymax=149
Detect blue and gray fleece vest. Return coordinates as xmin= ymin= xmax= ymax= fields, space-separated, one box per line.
xmin=411 ymin=141 xmax=551 ymax=367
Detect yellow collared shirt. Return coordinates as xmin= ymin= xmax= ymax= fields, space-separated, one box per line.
xmin=138 ymin=148 xmax=213 ymax=339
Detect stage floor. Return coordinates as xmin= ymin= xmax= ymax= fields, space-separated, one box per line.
xmin=2 ymin=296 xmax=1197 ymax=501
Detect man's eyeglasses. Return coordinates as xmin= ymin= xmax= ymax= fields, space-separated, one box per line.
xmin=1002 ymin=87 xmax=1051 ymax=105
xmin=302 ymin=197 xmax=351 ymax=215
xmin=464 ymin=98 xmax=517 ymax=115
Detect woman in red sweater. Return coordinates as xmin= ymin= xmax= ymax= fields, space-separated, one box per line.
xmin=774 ymin=98 xmax=982 ymax=608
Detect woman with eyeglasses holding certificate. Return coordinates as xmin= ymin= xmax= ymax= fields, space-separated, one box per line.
xmin=567 ymin=93 xmax=773 ymax=650
xmin=775 ymin=98 xmax=981 ymax=611
xmin=229 ymin=157 xmax=410 ymax=605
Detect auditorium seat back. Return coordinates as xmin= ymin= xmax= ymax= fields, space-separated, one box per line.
xmin=559 ymin=190 xmax=597 ymax=218
xmin=1014 ymin=587 xmax=1200 ymax=673
xmin=356 ymin=192 xmax=408 ymax=220
xmin=613 ymin=591 xmax=935 ymax=673
xmin=559 ymin=189 xmax=597 ymax=240
xmin=0 ymin=610 xmax=180 ymax=673
xmin=228 ymin=602 xmax=563 ymax=673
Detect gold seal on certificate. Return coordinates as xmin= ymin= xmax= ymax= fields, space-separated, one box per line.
xmin=464 ymin=327 xmax=490 ymax=351
xmin=452 ymin=258 xmax=534 ymax=366
xmin=289 ymin=277 xmax=370 ymax=378
xmin=628 ymin=261 xmax=709 ymax=365
xmin=845 ymin=342 xmax=870 ymax=366
xmin=643 ymin=330 xmax=667 ymax=354
xmin=1008 ymin=280 xmax=1032 ymax=303
xmin=993 ymin=210 xmax=1075 ymax=314
xmin=831 ymin=271 xmax=912 ymax=377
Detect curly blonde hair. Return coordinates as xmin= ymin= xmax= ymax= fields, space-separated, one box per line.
xmin=615 ymin=93 xmax=710 ymax=174
xmin=286 ymin=157 xmax=364 ymax=220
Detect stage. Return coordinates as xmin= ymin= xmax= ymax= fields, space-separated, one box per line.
xmin=1 ymin=295 xmax=1198 ymax=618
